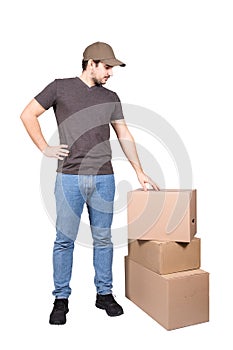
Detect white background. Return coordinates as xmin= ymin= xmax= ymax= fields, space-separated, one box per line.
xmin=1 ymin=0 xmax=232 ymax=348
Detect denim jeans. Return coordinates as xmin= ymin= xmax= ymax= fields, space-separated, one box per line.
xmin=53 ymin=173 xmax=115 ymax=298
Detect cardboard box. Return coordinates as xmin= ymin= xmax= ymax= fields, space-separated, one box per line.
xmin=127 ymin=189 xmax=197 ymax=242
xmin=125 ymin=257 xmax=209 ymax=330
xmin=127 ymin=237 xmax=200 ymax=274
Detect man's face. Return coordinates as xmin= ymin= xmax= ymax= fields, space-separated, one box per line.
xmin=91 ymin=61 xmax=113 ymax=85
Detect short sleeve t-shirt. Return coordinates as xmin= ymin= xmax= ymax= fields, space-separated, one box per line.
xmin=34 ymin=77 xmax=124 ymax=174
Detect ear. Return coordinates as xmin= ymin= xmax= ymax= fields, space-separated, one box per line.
xmin=88 ymin=59 xmax=94 ymax=67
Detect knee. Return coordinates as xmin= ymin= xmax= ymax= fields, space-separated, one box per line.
xmin=54 ymin=231 xmax=75 ymax=250
xmin=91 ymin=227 xmax=113 ymax=248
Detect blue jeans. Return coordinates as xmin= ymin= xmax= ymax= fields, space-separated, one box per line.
xmin=53 ymin=173 xmax=115 ymax=298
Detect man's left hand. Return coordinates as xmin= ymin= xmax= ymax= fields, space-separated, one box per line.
xmin=137 ymin=171 xmax=160 ymax=191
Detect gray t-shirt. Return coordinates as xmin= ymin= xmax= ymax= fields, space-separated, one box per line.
xmin=35 ymin=77 xmax=124 ymax=174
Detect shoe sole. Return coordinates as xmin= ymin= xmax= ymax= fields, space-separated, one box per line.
xmin=95 ymin=302 xmax=124 ymax=317
xmin=49 ymin=320 xmax=66 ymax=325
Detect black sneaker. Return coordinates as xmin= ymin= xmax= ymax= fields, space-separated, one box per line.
xmin=49 ymin=298 xmax=69 ymax=325
xmin=95 ymin=293 xmax=124 ymax=317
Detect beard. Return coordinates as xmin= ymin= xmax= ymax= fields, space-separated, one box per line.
xmin=93 ymin=77 xmax=102 ymax=86
xmin=92 ymin=76 xmax=109 ymax=86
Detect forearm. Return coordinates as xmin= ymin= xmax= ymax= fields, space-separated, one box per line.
xmin=112 ymin=120 xmax=159 ymax=191
xmin=21 ymin=113 xmax=48 ymax=152
xmin=118 ymin=133 xmax=144 ymax=175
xmin=20 ymin=99 xmax=69 ymax=160
xmin=20 ymin=100 xmax=48 ymax=152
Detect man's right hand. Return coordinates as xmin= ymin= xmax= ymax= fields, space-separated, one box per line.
xmin=42 ymin=145 xmax=69 ymax=160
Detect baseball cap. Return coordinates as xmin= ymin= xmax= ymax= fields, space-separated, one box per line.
xmin=83 ymin=41 xmax=126 ymax=67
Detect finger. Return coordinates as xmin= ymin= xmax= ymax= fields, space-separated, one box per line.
xmin=60 ymin=144 xmax=69 ymax=150
xmin=141 ymin=181 xmax=148 ymax=192
xmin=147 ymin=177 xmax=160 ymax=191
xmin=56 ymin=150 xmax=69 ymax=159
xmin=151 ymin=182 xmax=160 ymax=191
xmin=58 ymin=150 xmax=69 ymax=156
xmin=56 ymin=155 xmax=65 ymax=160
xmin=58 ymin=148 xmax=69 ymax=153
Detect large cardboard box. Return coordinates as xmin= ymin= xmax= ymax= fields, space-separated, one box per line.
xmin=127 ymin=189 xmax=197 ymax=242
xmin=125 ymin=257 xmax=209 ymax=330
xmin=127 ymin=237 xmax=200 ymax=274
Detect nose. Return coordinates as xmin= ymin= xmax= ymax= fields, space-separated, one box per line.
xmin=108 ymin=67 xmax=113 ymax=76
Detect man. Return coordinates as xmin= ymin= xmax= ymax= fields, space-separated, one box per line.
xmin=20 ymin=41 xmax=159 ymax=325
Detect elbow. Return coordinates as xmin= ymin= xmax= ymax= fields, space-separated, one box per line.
xmin=20 ymin=111 xmax=25 ymax=123
xmin=20 ymin=107 xmax=35 ymax=124
xmin=20 ymin=111 xmax=28 ymax=125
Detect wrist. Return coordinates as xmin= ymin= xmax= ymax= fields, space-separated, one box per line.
xmin=135 ymin=167 xmax=144 ymax=176
xmin=41 ymin=143 xmax=49 ymax=153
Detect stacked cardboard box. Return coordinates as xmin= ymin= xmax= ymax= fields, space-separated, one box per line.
xmin=125 ymin=189 xmax=209 ymax=330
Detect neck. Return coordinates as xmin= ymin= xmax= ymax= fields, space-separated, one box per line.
xmin=79 ymin=71 xmax=96 ymax=87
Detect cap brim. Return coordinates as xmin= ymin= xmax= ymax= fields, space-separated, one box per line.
xmin=101 ymin=58 xmax=126 ymax=67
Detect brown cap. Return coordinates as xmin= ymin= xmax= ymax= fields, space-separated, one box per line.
xmin=83 ymin=41 xmax=126 ymax=67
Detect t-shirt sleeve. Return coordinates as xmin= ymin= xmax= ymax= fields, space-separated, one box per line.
xmin=34 ymin=80 xmax=57 ymax=110
xmin=111 ymin=93 xmax=124 ymax=121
